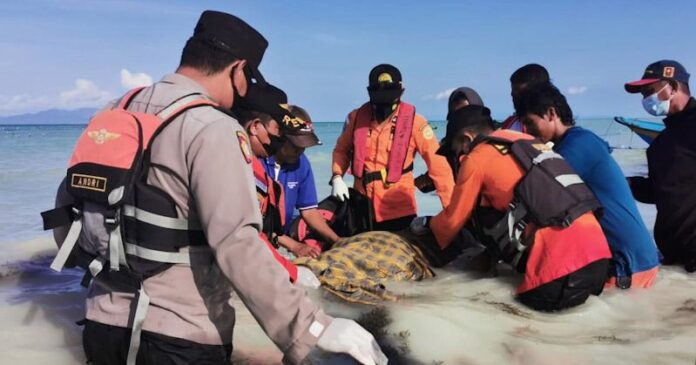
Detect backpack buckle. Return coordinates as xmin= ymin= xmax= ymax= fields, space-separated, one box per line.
xmin=380 ymin=169 xmax=392 ymax=187
xmin=104 ymin=211 xmax=120 ymax=230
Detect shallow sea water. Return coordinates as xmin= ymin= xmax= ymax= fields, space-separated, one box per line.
xmin=2 ymin=121 xmax=694 ymax=365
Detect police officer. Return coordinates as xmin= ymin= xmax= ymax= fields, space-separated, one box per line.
xmin=54 ymin=10 xmax=386 ymax=365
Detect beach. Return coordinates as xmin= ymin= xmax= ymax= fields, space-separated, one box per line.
xmin=1 ymin=121 xmax=695 ymax=364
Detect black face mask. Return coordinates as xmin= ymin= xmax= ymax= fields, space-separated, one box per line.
xmin=368 ymin=87 xmax=401 ymax=121
xmin=231 ymin=63 xmax=255 ymax=104
xmin=262 ymin=133 xmax=284 ymax=156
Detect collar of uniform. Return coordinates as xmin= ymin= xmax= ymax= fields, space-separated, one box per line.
xmin=160 ymin=73 xmax=211 ymax=98
xmin=664 ymin=97 xmax=696 ymax=128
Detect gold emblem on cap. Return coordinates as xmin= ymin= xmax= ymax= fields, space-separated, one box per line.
xmin=87 ymin=129 xmax=121 ymax=145
xmin=663 ymin=66 xmax=675 ymax=78
xmin=378 ymin=73 xmax=393 ymax=83
xmin=283 ymin=115 xmax=307 ymax=129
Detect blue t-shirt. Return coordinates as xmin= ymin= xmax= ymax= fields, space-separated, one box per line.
xmin=554 ymin=127 xmax=659 ymax=277
xmin=260 ymin=154 xmax=318 ymax=233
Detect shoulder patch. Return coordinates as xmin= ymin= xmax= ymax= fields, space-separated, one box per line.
xmin=422 ymin=125 xmax=434 ymax=140
xmin=236 ymin=131 xmax=252 ymax=164
xmin=492 ymin=143 xmax=510 ymax=154
xmin=531 ymin=143 xmax=553 ymax=152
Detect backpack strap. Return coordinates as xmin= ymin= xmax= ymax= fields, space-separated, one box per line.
xmin=114 ymin=87 xmax=146 ymax=110
xmin=49 ymin=206 xmax=84 ymax=272
xmin=157 ymin=93 xmax=218 ymax=122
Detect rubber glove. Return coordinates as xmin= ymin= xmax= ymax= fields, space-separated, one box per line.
xmin=331 ymin=175 xmax=350 ymax=202
xmin=409 ymin=216 xmax=431 ymax=235
xmin=317 ymin=318 xmax=388 ymax=365
xmin=296 ymin=266 xmax=321 ymax=289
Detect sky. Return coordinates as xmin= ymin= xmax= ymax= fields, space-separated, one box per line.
xmin=1 ymin=0 xmax=695 ymax=121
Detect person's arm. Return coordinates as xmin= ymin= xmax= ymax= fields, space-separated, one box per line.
xmin=264 ymin=233 xmax=300 ymax=280
xmin=300 ymin=208 xmax=340 ymax=245
xmin=429 ymin=153 xmax=485 ymax=249
xmin=331 ymin=111 xmax=356 ymax=177
xmin=297 ymin=156 xmax=340 ymax=245
xmin=187 ymin=117 xmax=330 ymax=364
xmin=413 ymin=116 xmax=455 ymax=208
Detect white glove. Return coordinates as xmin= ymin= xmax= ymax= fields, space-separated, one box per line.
xmin=296 ymin=266 xmax=321 ymax=289
xmin=409 ymin=216 xmax=430 ymax=235
xmin=317 ymin=318 xmax=388 ymax=365
xmin=331 ymin=175 xmax=350 ymax=202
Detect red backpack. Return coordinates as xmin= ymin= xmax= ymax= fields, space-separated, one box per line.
xmin=41 ymin=87 xmax=217 ymax=365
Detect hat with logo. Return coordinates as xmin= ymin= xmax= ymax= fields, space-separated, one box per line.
xmin=234 ymin=83 xmax=320 ymax=147
xmin=625 ymin=60 xmax=690 ymax=93
xmin=368 ymin=64 xmax=402 ymax=90
xmin=190 ymin=10 xmax=269 ymax=84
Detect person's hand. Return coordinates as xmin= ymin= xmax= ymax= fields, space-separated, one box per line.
xmin=293 ymin=243 xmax=321 ymax=259
xmin=331 ymin=175 xmax=350 ymax=202
xmin=409 ymin=216 xmax=431 ymax=235
xmin=296 ymin=266 xmax=321 ymax=289
xmin=317 ymin=318 xmax=388 ymax=365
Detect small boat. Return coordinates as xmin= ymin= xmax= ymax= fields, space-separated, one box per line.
xmin=613 ymin=116 xmax=665 ymax=145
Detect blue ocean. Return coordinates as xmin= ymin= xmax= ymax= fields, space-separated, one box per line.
xmin=0 ymin=119 xmax=648 ymax=244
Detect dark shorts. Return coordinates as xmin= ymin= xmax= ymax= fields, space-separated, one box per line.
xmin=517 ymin=259 xmax=609 ymax=312
xmin=83 ymin=320 xmax=232 ymax=365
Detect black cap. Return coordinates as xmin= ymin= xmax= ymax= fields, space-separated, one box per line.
xmin=436 ymin=105 xmax=493 ymax=156
xmin=368 ymin=64 xmax=402 ymax=89
xmin=191 ymin=10 xmax=269 ymax=83
xmin=625 ymin=60 xmax=690 ymax=93
xmin=282 ymin=113 xmax=322 ymax=148
xmin=235 ymin=83 xmax=320 ymax=147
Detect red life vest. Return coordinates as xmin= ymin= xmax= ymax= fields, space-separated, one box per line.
xmin=251 ymin=158 xmax=297 ymax=282
xmin=252 ymin=158 xmax=286 ymax=242
xmin=352 ymin=102 xmax=415 ymax=183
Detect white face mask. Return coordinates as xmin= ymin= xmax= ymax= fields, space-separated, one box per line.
xmin=642 ymin=83 xmax=673 ymax=116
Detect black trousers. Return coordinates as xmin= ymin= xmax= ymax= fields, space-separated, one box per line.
xmin=517 ymin=259 xmax=609 ymax=312
xmin=83 ymin=320 xmax=232 ymax=365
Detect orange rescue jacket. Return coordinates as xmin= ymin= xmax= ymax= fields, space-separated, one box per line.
xmin=332 ymin=102 xmax=454 ymax=222
xmin=430 ymin=130 xmax=611 ymax=293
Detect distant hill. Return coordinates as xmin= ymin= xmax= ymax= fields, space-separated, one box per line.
xmin=0 ymin=108 xmax=97 ymax=125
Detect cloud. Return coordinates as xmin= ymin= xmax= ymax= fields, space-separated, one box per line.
xmin=120 ymin=69 xmax=153 ymax=89
xmin=423 ymin=87 xmax=456 ymax=101
xmin=60 ymin=79 xmax=111 ymax=107
xmin=0 ymin=78 xmax=111 ymax=116
xmin=0 ymin=94 xmax=53 ymax=115
xmin=567 ymin=86 xmax=588 ymax=95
